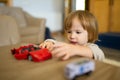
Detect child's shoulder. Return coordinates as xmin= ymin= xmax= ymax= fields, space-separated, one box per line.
xmin=87 ymin=43 xmax=98 ymax=46
xmin=87 ymin=43 xmax=99 ymax=48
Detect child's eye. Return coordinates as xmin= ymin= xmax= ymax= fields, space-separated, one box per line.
xmin=67 ymin=31 xmax=71 ymax=33
xmin=76 ymin=31 xmax=81 ymax=34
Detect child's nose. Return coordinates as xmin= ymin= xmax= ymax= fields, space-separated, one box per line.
xmin=70 ymin=33 xmax=76 ymax=39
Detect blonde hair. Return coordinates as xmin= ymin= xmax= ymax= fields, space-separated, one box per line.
xmin=64 ymin=10 xmax=98 ymax=43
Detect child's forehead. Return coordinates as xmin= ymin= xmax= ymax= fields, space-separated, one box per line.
xmin=72 ymin=17 xmax=82 ymax=24
xmin=67 ymin=25 xmax=84 ymax=31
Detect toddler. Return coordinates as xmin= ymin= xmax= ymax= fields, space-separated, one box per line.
xmin=40 ymin=10 xmax=105 ymax=61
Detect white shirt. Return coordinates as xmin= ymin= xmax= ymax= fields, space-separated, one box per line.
xmin=87 ymin=43 xmax=105 ymax=61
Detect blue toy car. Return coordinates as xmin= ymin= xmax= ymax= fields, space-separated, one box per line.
xmin=65 ymin=59 xmax=95 ymax=80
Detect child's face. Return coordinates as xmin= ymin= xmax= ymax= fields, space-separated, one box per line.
xmin=66 ymin=17 xmax=88 ymax=46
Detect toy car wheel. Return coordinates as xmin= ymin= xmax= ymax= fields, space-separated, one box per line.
xmin=86 ymin=71 xmax=92 ymax=76
xmin=28 ymin=55 xmax=33 ymax=61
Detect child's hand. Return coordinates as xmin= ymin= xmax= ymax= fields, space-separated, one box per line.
xmin=39 ymin=41 xmax=54 ymax=51
xmin=51 ymin=42 xmax=80 ymax=60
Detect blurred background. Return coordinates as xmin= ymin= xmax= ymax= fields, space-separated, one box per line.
xmin=1 ymin=0 xmax=120 ymax=33
xmin=0 ymin=0 xmax=120 ymax=66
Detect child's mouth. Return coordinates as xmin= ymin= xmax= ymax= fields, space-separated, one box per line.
xmin=70 ymin=41 xmax=78 ymax=44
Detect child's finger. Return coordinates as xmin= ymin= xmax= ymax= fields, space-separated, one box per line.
xmin=39 ymin=43 xmax=43 ymax=48
xmin=51 ymin=46 xmax=66 ymax=57
xmin=40 ymin=43 xmax=46 ymax=48
xmin=46 ymin=43 xmax=53 ymax=49
xmin=62 ymin=54 xmax=69 ymax=60
xmin=48 ymin=44 xmax=54 ymax=51
xmin=55 ymin=51 xmax=66 ymax=58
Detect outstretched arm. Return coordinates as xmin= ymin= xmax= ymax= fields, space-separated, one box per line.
xmin=51 ymin=42 xmax=93 ymax=60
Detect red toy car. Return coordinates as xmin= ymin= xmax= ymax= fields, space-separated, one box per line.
xmin=11 ymin=45 xmax=52 ymax=62
xmin=11 ymin=45 xmax=36 ymax=60
xmin=28 ymin=48 xmax=52 ymax=62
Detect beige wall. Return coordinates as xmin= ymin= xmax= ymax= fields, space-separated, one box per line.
xmin=13 ymin=0 xmax=64 ymax=32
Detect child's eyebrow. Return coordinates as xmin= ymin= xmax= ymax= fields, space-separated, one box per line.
xmin=76 ymin=30 xmax=81 ymax=31
xmin=66 ymin=30 xmax=71 ymax=31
